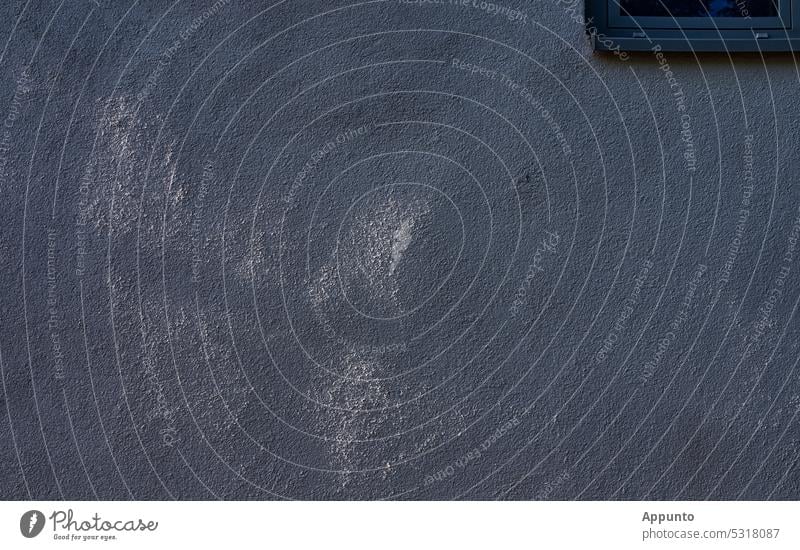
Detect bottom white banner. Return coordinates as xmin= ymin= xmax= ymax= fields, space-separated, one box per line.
xmin=0 ymin=501 xmax=797 ymax=549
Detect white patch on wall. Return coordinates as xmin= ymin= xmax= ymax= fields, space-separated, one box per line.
xmin=338 ymin=196 xmax=431 ymax=316
xmin=301 ymin=192 xmax=473 ymax=483
xmin=82 ymin=95 xmax=178 ymax=242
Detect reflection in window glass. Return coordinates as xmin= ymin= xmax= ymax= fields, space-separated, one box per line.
xmin=619 ymin=0 xmax=778 ymax=17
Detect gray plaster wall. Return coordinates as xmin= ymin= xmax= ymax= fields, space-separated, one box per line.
xmin=0 ymin=0 xmax=798 ymax=500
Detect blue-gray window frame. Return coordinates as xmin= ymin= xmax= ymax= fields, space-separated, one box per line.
xmin=586 ymin=0 xmax=800 ymax=51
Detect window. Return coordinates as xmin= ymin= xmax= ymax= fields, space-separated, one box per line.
xmin=619 ymin=0 xmax=779 ymax=18
xmin=586 ymin=0 xmax=798 ymax=51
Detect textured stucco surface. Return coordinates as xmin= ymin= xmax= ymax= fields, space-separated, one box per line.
xmin=0 ymin=0 xmax=799 ymax=500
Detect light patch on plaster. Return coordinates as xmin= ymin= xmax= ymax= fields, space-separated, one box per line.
xmin=192 ymin=305 xmax=251 ymax=434
xmin=339 ymin=196 xmax=431 ymax=314
xmin=82 ymin=95 xmax=179 ymax=243
xmin=326 ymin=350 xmax=388 ymax=483
xmin=390 ymin=218 xmax=415 ymax=276
xmin=303 ymin=194 xmax=465 ymax=484
xmin=235 ymin=227 xmax=273 ymax=283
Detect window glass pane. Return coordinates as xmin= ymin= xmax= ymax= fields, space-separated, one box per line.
xmin=618 ymin=0 xmax=778 ymax=17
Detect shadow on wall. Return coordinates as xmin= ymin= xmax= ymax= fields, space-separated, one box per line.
xmin=594 ymin=49 xmax=800 ymax=66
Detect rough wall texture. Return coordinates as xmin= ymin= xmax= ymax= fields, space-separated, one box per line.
xmin=0 ymin=0 xmax=799 ymax=500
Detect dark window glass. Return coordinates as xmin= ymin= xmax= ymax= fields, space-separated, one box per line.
xmin=619 ymin=0 xmax=778 ymax=17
